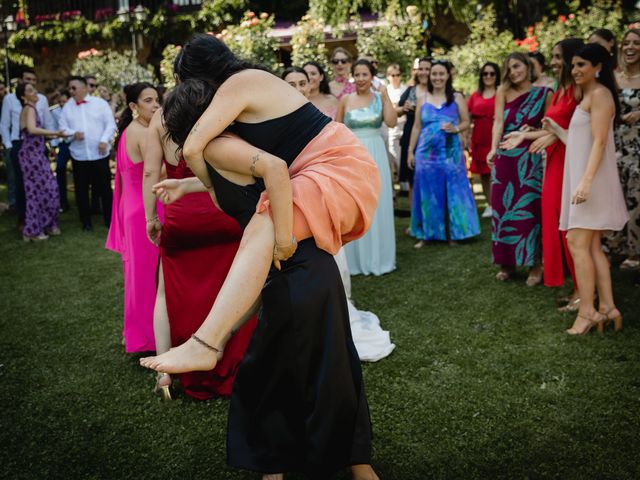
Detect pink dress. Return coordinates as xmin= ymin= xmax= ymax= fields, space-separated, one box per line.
xmin=106 ymin=130 xmax=163 ymax=352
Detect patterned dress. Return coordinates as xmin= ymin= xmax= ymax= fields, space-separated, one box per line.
xmin=18 ymin=106 xmax=59 ymax=237
xmin=491 ymin=87 xmax=549 ymax=266
xmin=411 ymin=100 xmax=480 ymax=241
xmin=604 ymin=88 xmax=640 ymax=257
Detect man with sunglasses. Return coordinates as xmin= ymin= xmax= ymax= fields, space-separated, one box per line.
xmin=1 ymin=68 xmax=54 ymax=224
xmin=85 ymin=75 xmax=98 ymax=95
xmin=59 ymin=76 xmax=116 ymax=231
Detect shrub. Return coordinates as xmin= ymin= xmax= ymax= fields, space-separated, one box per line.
xmin=290 ymin=13 xmax=330 ymax=71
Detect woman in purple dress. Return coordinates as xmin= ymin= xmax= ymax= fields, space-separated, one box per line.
xmin=16 ymin=83 xmax=64 ymax=241
xmin=487 ymin=52 xmax=552 ymax=285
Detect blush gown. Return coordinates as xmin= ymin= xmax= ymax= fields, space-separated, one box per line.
xmin=160 ymin=156 xmax=256 ymax=400
xmin=106 ymin=131 xmax=160 ymax=353
xmin=211 ymin=103 xmax=373 ymax=477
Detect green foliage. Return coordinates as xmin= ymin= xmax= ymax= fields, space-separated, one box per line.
xmin=448 ymin=6 xmax=524 ymax=94
xmin=72 ymin=49 xmax=156 ymax=93
xmin=220 ymin=11 xmax=282 ymax=73
xmin=160 ymin=44 xmax=181 ymax=89
xmin=290 ymin=13 xmax=330 ymax=70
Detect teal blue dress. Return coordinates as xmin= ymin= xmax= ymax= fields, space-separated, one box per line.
xmin=343 ymin=92 xmax=396 ymax=275
xmin=411 ymin=100 xmax=480 ymax=241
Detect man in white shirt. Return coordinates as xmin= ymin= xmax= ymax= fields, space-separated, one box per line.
xmin=59 ymin=76 xmax=116 ymax=231
xmin=0 ymin=69 xmax=54 ymax=222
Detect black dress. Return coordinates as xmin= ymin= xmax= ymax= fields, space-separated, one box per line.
xmin=207 ymin=103 xmax=372 ymax=477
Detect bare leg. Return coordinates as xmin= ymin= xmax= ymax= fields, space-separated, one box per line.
xmin=140 ymin=212 xmax=274 ymax=373
xmin=154 ymin=263 xmax=172 ymax=355
xmin=591 ymin=231 xmax=621 ymax=320
xmin=566 ymin=228 xmax=598 ymax=333
xmin=481 ymin=173 xmax=492 ymax=206
xmin=262 ymin=475 xmax=283 ymax=480
xmin=351 ymin=464 xmax=380 ymax=480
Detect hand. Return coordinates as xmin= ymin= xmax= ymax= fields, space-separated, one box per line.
xmin=571 ymin=179 xmax=592 ymax=205
xmin=519 ymin=125 xmax=534 ymax=133
xmin=441 ymin=122 xmax=459 ymax=134
xmin=74 ymin=131 xmax=85 ymax=141
xmin=621 ymin=111 xmax=640 ymax=125
xmin=57 ymin=130 xmax=66 ymax=138
xmin=529 ymin=133 xmax=557 ymax=153
xmin=98 ymin=142 xmax=108 ymax=154
xmin=541 ymin=117 xmax=561 ymax=135
xmin=499 ymin=131 xmax=524 ymax=150
xmin=403 ymin=101 xmax=415 ymax=113
xmin=273 ymin=235 xmax=297 ymax=270
xmin=486 ymin=149 xmax=497 ymax=168
xmin=152 ymin=179 xmax=185 ymax=204
xmin=408 ymin=152 xmax=415 ymax=170
xmin=146 ymin=217 xmax=162 ymax=246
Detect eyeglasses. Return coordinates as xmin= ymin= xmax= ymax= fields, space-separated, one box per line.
xmin=482 ymin=71 xmax=496 ymax=77
xmin=389 ymin=74 xmax=401 ymax=77
xmin=331 ymin=58 xmax=350 ymax=65
xmin=87 ymin=83 xmax=97 ymax=88
xmin=69 ymin=86 xmax=77 ymax=91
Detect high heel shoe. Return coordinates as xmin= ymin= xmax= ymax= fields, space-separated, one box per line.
xmin=154 ymin=372 xmax=172 ymax=401
xmin=597 ymin=308 xmax=623 ymax=333
xmin=566 ymin=312 xmax=606 ymax=336
xmin=558 ymin=297 xmax=580 ymax=313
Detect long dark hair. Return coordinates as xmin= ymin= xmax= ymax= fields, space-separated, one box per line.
xmin=163 ymin=79 xmax=215 ymax=148
xmin=427 ymin=60 xmax=455 ymax=105
xmin=15 ymin=83 xmax=28 ymax=107
xmin=352 ymin=59 xmax=375 ymax=77
xmin=173 ymin=34 xmax=267 ymax=92
xmin=555 ymin=38 xmax=584 ymax=89
xmin=478 ymin=62 xmax=501 ymax=92
xmin=302 ymin=61 xmax=331 ymax=94
xmin=574 ymin=43 xmax=621 ymax=122
xmin=590 ymin=28 xmax=618 ymax=70
xmin=116 ymin=82 xmax=158 ymax=144
xmin=281 ymin=66 xmax=308 ymax=80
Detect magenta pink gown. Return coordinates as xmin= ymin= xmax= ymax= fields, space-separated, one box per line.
xmin=106 ymin=130 xmax=163 ymax=352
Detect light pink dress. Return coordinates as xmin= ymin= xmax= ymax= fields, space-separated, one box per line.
xmin=106 ymin=130 xmax=163 ymax=352
xmin=560 ymin=107 xmax=629 ymax=231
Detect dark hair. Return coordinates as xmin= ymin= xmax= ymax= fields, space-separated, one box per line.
xmin=85 ymin=75 xmax=97 ymax=81
xmin=502 ymin=52 xmax=536 ymax=89
xmin=58 ymin=89 xmax=70 ymax=98
xmin=15 ymin=83 xmax=28 ymax=106
xmin=478 ymin=62 xmax=501 ymax=92
xmin=21 ymin=68 xmax=36 ymax=78
xmin=163 ymin=79 xmax=214 ymax=148
xmin=352 ymin=59 xmax=375 ymax=77
xmin=302 ymin=61 xmax=331 ymax=94
xmin=413 ymin=57 xmax=432 ymax=84
xmin=574 ymin=43 xmax=621 ymax=122
xmin=281 ymin=66 xmax=309 ymax=81
xmin=173 ymin=34 xmax=267 ymax=93
xmin=590 ymin=28 xmax=618 ymax=70
xmin=68 ymin=75 xmax=87 ymax=85
xmin=116 ymin=82 xmax=158 ymax=145
xmin=554 ymin=38 xmax=584 ymax=89
xmin=529 ymin=51 xmax=546 ymax=70
xmin=427 ymin=60 xmax=455 ymax=105
xmin=620 ymin=29 xmax=640 ymax=73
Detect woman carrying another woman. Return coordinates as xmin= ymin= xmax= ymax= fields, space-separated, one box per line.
xmin=16 ymin=82 xmax=63 ymax=241
xmin=141 ymin=34 xmax=380 ymax=480
xmin=407 ymin=59 xmax=479 ymax=247
xmin=303 ymin=61 xmax=339 ymax=119
xmin=106 ymin=83 xmax=163 ymax=353
xmin=544 ymin=44 xmax=628 ymax=334
xmin=337 ymin=59 xmax=397 ymax=275
xmin=487 ymin=52 xmax=552 ymax=285
xmin=530 ymin=39 xmax=584 ymax=310
xmin=467 ymin=62 xmax=500 ymax=219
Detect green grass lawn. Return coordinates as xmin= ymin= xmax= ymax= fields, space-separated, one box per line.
xmin=1 ymin=192 xmax=639 ymax=480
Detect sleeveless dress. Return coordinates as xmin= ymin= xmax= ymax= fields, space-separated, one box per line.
xmin=210 ymin=104 xmax=372 ymax=476
xmin=18 ymin=106 xmax=59 ymax=237
xmin=604 ymin=88 xmax=640 ymax=256
xmin=106 ymin=131 xmax=160 ymax=352
xmin=160 ymin=156 xmax=257 ymax=400
xmin=343 ymin=92 xmax=396 ymax=275
xmin=492 ymin=87 xmax=548 ymax=266
xmin=541 ymin=86 xmax=577 ymax=287
xmin=467 ymin=91 xmax=496 ymax=175
xmin=560 ymin=107 xmax=629 ymax=231
xmin=411 ymin=100 xmax=480 ymax=241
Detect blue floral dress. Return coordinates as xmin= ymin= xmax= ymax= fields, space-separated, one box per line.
xmin=411 ymin=100 xmax=480 ymax=241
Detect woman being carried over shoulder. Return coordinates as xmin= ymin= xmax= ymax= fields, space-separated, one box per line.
xmin=140 ymin=34 xmax=380 ymax=480
xmin=543 ymin=43 xmax=628 ymax=334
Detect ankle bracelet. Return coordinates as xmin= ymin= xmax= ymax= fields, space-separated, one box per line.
xmin=191 ymin=334 xmax=221 ymax=353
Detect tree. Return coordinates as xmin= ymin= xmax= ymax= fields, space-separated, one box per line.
xmin=290 ymin=13 xmax=330 ymax=70
xmin=72 ymin=49 xmax=156 ymax=93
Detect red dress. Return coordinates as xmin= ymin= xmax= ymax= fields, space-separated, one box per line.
xmin=542 ymin=86 xmax=577 ymax=287
xmin=467 ymin=91 xmax=495 ymax=175
xmin=160 ymin=157 xmax=257 ymax=400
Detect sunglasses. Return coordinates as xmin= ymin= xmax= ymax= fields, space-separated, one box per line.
xmin=482 ymin=71 xmax=496 ymax=77
xmin=389 ymin=73 xmax=401 ymax=77
xmin=69 ymin=86 xmax=77 ymax=90
xmin=331 ymin=58 xmax=350 ymax=65
xmin=88 ymin=83 xmax=97 ymax=87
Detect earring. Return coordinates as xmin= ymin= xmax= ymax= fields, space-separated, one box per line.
xmin=595 ymin=71 xmax=600 ymax=79
xmin=132 ymin=108 xmax=139 ymax=119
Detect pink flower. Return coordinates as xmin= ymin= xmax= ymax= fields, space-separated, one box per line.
xmin=568 ymin=13 xmax=575 ymax=19
xmin=260 ymin=12 xmax=269 ymax=19
xmin=250 ymin=18 xmax=259 ymax=26
xmin=247 ymin=11 xmax=256 ymax=19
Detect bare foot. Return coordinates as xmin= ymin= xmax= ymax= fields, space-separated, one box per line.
xmin=351 ymin=464 xmax=379 ymax=480
xmin=262 ymin=475 xmax=283 ymax=480
xmin=139 ymin=337 xmax=219 ymax=373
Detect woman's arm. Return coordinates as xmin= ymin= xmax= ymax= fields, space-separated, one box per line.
xmin=24 ymin=108 xmax=61 ymax=137
xmin=454 ymin=93 xmax=470 ymax=133
xmin=335 ymin=95 xmax=347 ymax=123
xmin=204 ymin=135 xmax=295 ymax=260
xmin=541 ymin=118 xmax=568 ymax=144
xmin=573 ymin=88 xmax=615 ymax=204
xmin=142 ymin=110 xmax=165 ymax=245
xmin=380 ymin=89 xmax=398 ymax=128
xmin=407 ymin=94 xmax=424 ymax=169
xmin=487 ymin=87 xmax=506 ymax=166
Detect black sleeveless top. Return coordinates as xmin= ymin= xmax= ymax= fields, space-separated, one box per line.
xmin=207 ymin=102 xmax=330 ymax=228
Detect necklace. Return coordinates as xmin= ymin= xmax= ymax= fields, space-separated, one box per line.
xmin=622 ymin=70 xmax=640 ymax=79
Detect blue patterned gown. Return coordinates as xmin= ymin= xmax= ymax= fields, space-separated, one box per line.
xmin=344 ymin=92 xmax=396 ymax=275
xmin=411 ymin=100 xmax=480 ymax=241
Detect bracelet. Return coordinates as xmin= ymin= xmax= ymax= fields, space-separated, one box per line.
xmin=191 ymin=334 xmax=221 ymax=354
xmin=146 ymin=216 xmax=159 ymax=224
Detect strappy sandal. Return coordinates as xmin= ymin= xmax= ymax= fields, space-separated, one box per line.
xmin=558 ymin=297 xmax=580 ymax=313
xmin=495 ymin=270 xmax=510 ymax=281
xmin=620 ymin=258 xmax=640 ymax=270
xmin=154 ymin=372 xmax=172 ymax=401
xmin=597 ymin=308 xmax=623 ymax=333
xmin=566 ymin=312 xmax=605 ymax=335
